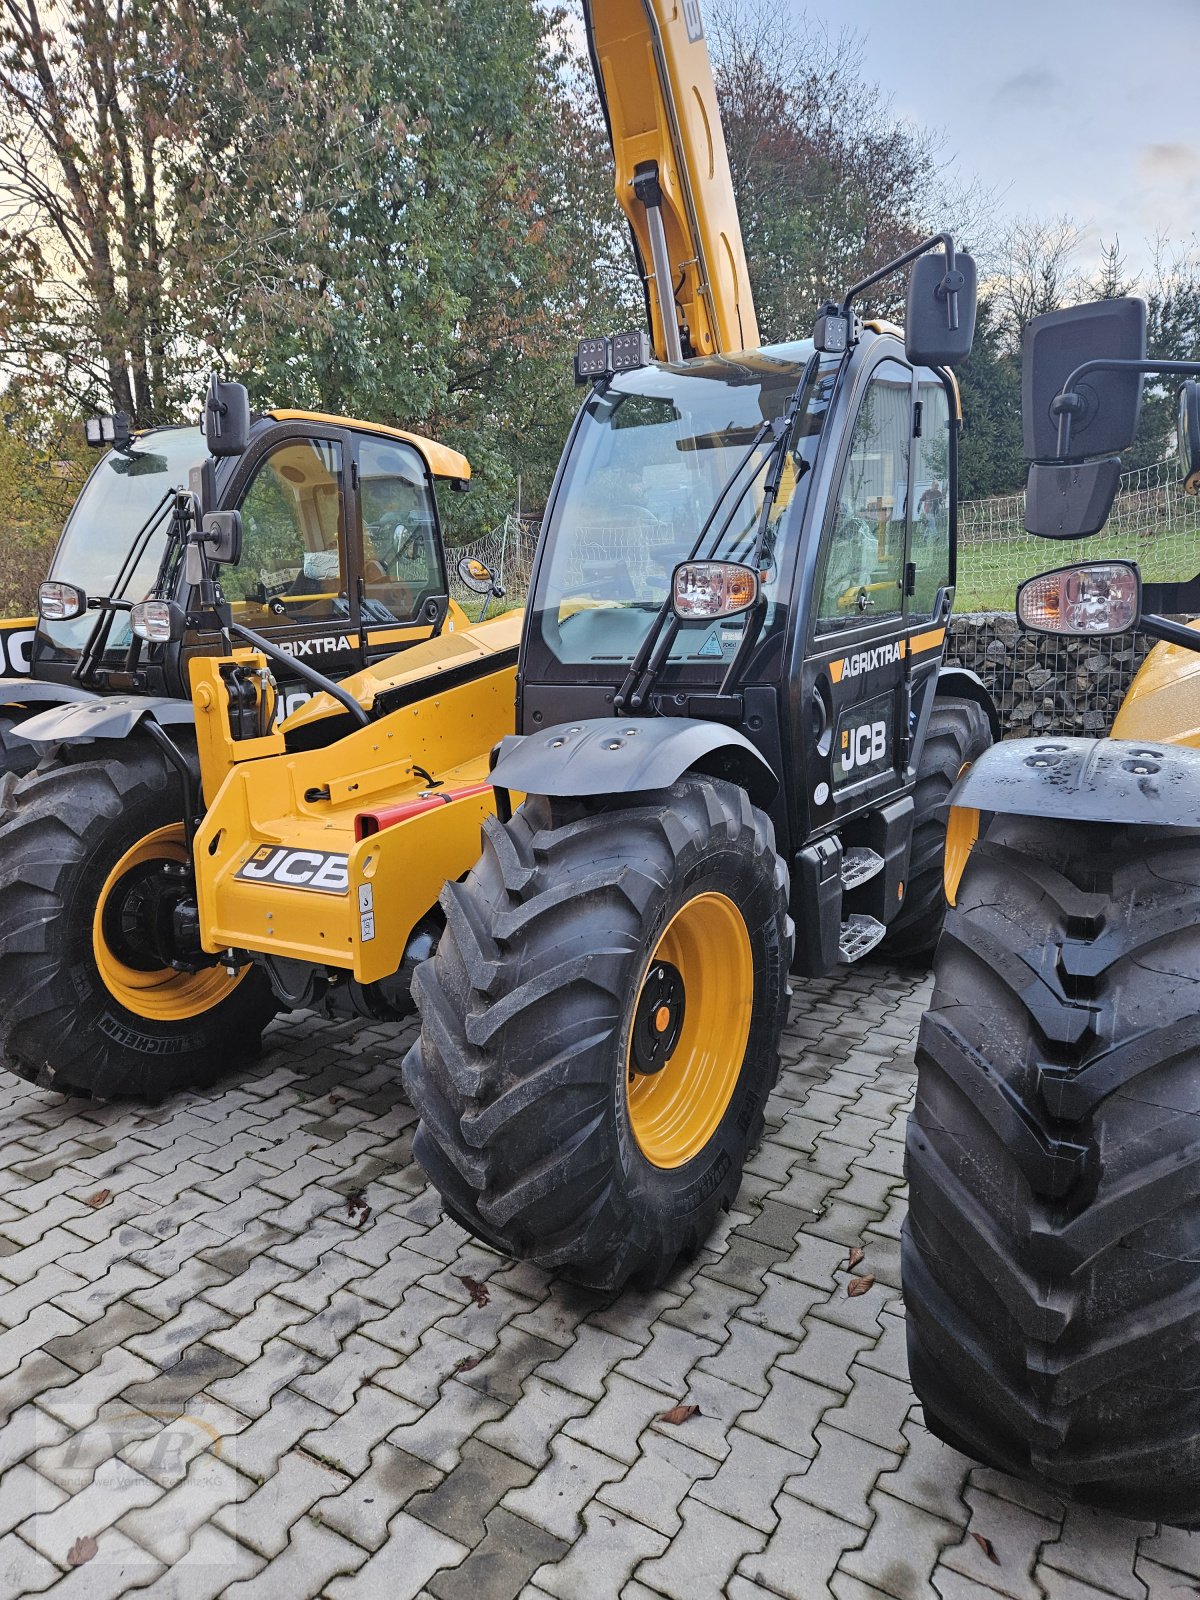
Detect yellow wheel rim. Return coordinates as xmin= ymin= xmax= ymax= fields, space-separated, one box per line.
xmin=92 ymin=824 xmax=246 ymax=1022
xmin=626 ymin=891 xmax=754 ymax=1169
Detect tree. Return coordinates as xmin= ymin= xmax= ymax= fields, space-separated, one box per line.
xmin=954 ymin=296 xmax=1023 ymax=499
xmin=708 ymin=0 xmax=984 ymax=340
xmin=0 ymin=0 xmax=210 ymax=421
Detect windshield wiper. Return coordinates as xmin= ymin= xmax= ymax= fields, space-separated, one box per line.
xmin=614 ymin=353 xmax=819 ymax=713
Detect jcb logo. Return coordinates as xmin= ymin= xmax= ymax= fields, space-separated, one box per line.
xmin=234 ymin=846 xmax=349 ymax=895
xmin=841 ymin=720 xmax=888 ymax=774
xmin=0 ymin=622 xmax=34 ymax=679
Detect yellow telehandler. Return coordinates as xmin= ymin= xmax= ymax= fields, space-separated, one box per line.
xmin=0 ymin=383 xmax=503 ymax=1099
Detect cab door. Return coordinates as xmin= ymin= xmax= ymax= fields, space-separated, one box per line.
xmin=804 ymin=355 xmax=917 ymax=828
xmin=353 ymin=432 xmax=453 ymax=666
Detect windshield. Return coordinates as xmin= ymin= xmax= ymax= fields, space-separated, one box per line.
xmin=45 ymin=426 xmax=207 ymax=654
xmin=534 ymin=342 xmax=831 ymax=675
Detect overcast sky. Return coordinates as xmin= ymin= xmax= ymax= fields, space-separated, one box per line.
xmin=788 ymin=0 xmax=1200 ymax=275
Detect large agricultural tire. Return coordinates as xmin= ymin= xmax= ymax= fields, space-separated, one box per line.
xmin=404 ymin=776 xmax=792 ymax=1291
xmin=0 ymin=740 xmax=278 ymax=1100
xmin=904 ymin=813 xmax=1200 ymax=1526
xmin=0 ymin=713 xmax=40 ymax=803
xmin=880 ymin=696 xmax=992 ymax=959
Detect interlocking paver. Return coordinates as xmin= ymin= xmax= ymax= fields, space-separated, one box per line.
xmin=213 ymin=1448 xmax=349 ymax=1556
xmin=635 ymin=1495 xmax=768 ymax=1599
xmin=0 ymin=1529 xmax=59 ymax=1600
xmin=0 ymin=965 xmax=1175 ymax=1600
xmin=406 ymin=1438 xmax=535 ymax=1548
xmin=119 ymin=1454 xmax=254 ymax=1563
xmin=739 ymin=1492 xmax=866 ymax=1598
xmin=316 ymin=1442 xmax=443 ymax=1552
xmin=221 ymin=1514 xmax=366 ymax=1598
xmin=501 ymin=1434 xmax=626 ymax=1541
xmin=1036 ymin=1505 xmax=1152 ymax=1600
xmin=426 ymin=1506 xmax=563 ymax=1600
xmin=566 ymin=1372 xmax=671 ymax=1465
xmin=533 ymin=1502 xmax=668 ymax=1600
xmin=690 ymin=1427 xmax=801 ymax=1533
xmin=783 ymin=1423 xmax=899 ymax=1532
xmin=840 ymin=1488 xmax=964 ymax=1600
xmin=597 ymin=1430 xmax=718 ymax=1538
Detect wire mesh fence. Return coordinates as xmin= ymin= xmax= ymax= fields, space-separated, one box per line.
xmin=449 ymin=459 xmax=1197 ymax=736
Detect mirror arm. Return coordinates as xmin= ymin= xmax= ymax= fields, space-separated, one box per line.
xmin=1138 ymin=612 xmax=1200 ymax=653
xmin=842 ymin=233 xmax=960 ymax=327
xmin=1052 ymin=357 xmax=1200 ymax=458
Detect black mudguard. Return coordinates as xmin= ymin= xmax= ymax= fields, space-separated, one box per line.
xmin=0 ymin=680 xmax=104 ymax=710
xmin=935 ymin=665 xmax=1001 ymax=743
xmin=951 ymin=735 xmax=1200 ymax=828
xmin=13 ymin=695 xmax=196 ymax=746
xmin=490 ymin=717 xmax=779 ymax=808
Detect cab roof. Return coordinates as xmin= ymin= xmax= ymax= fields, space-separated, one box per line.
xmin=267 ymin=410 xmax=470 ymax=482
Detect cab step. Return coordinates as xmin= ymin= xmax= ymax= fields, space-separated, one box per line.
xmin=838 ymin=914 xmax=887 ymax=964
xmin=840 ymin=847 xmax=884 ymax=892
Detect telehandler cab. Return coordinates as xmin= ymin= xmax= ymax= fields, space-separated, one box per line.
xmin=905 ymin=296 xmax=1200 ymax=1526
xmin=0 ymin=379 xmax=486 ymax=1100
xmin=399 ymin=0 xmax=993 ymax=1290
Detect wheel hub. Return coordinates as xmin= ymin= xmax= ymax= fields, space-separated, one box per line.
xmin=100 ymin=856 xmax=210 ymax=976
xmin=630 ymin=961 xmax=685 ymax=1076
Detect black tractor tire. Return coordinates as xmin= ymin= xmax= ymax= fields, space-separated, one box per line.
xmin=0 ymin=713 xmax=40 ymax=805
xmin=880 ymin=695 xmax=992 ymax=959
xmin=404 ymin=776 xmax=792 ymax=1291
xmin=904 ymin=813 xmax=1200 ymax=1526
xmin=0 ymin=740 xmax=278 ymax=1101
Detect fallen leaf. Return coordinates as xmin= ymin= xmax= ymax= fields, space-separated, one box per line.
xmin=67 ymin=1535 xmax=98 ymax=1566
xmin=657 ymin=1403 xmax=701 ymax=1426
xmin=847 ymin=1275 xmax=876 ymax=1298
xmin=456 ymin=1354 xmax=483 ymax=1374
xmin=459 ymin=1275 xmax=490 ymax=1308
xmin=845 ymin=1246 xmax=865 ymax=1271
xmin=345 ymin=1192 xmax=371 ymax=1229
xmin=84 ymin=1190 xmax=111 ymax=1209
xmin=971 ymin=1532 xmax=1001 ymax=1565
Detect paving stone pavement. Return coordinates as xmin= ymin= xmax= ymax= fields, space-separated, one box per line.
xmin=0 ymin=961 xmax=1192 ymax=1600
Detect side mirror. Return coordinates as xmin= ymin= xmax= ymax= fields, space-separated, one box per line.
xmin=38 ymin=580 xmax=88 ymax=621
xmin=201 ymin=510 xmax=243 ymax=565
xmin=457 ymin=556 xmax=503 ymax=596
xmin=905 ymin=250 xmax=977 ymax=367
xmin=130 ymin=599 xmax=187 ymax=644
xmin=1017 ymin=560 xmax=1140 ymax=637
xmin=1022 ymin=298 xmax=1147 ymax=462
xmin=1179 ymin=380 xmax=1200 ymax=495
xmin=204 ymin=376 xmax=251 ymax=458
xmin=1023 ymin=457 xmax=1124 ymax=539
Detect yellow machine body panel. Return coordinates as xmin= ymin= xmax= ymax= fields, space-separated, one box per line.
xmin=190 ymin=613 xmax=520 ymax=983
xmin=267 ymin=410 xmax=471 ymax=483
xmin=586 ymin=0 xmax=757 ymax=358
xmin=1110 ymin=620 xmax=1200 ymax=748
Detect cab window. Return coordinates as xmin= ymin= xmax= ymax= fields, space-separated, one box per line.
xmin=358 ymin=436 xmax=444 ymax=625
xmin=226 ymin=439 xmax=348 ymax=626
xmin=815 ymin=360 xmax=912 ymax=631
xmin=909 ymin=380 xmax=952 ymax=619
